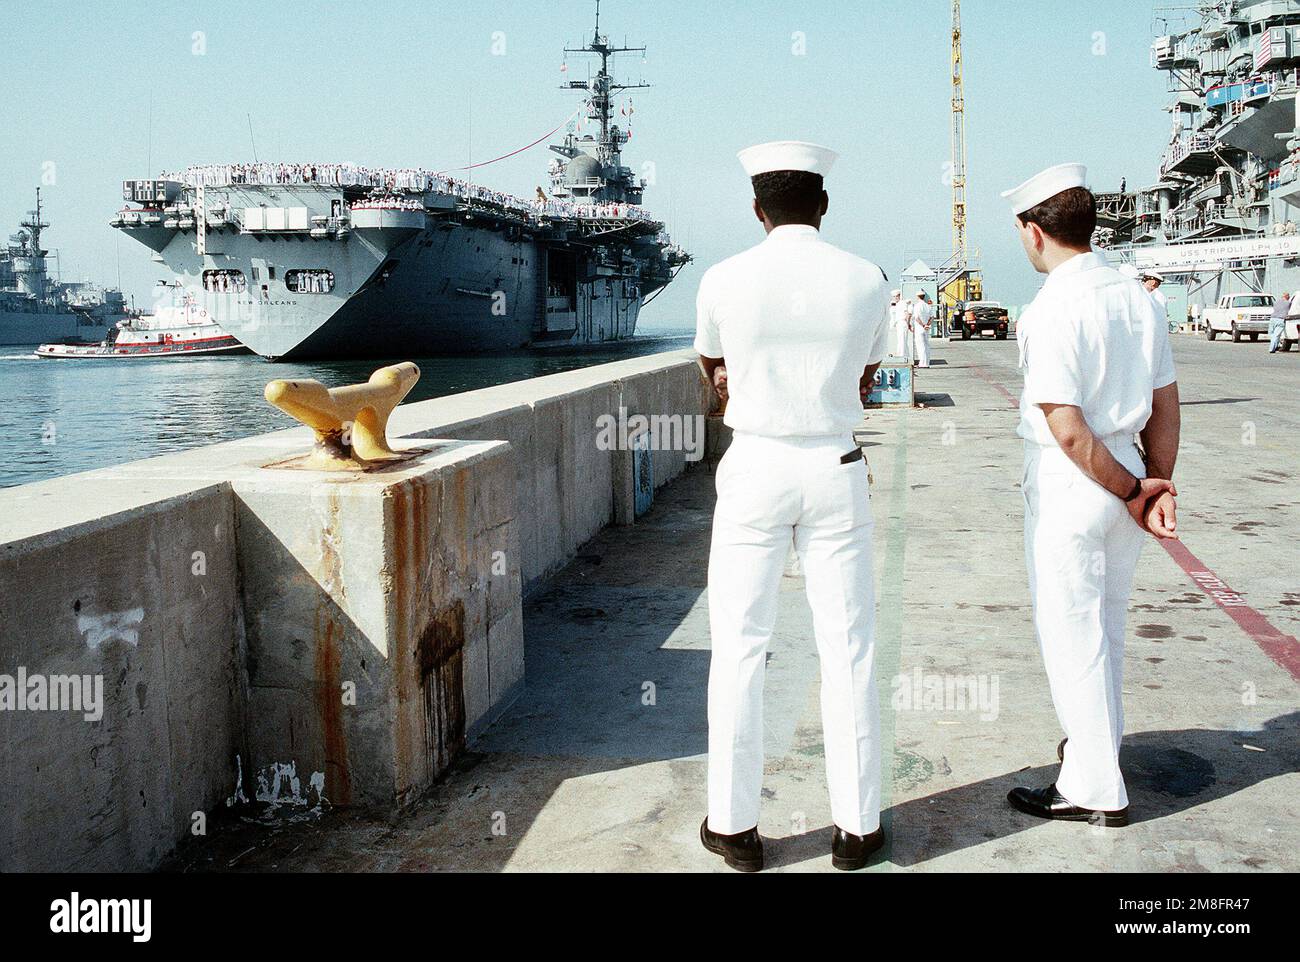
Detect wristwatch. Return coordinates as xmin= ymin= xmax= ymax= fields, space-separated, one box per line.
xmin=1123 ymin=476 xmax=1143 ymax=503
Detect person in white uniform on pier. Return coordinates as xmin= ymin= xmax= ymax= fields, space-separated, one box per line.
xmin=889 ymin=289 xmax=907 ymax=358
xmin=1142 ymin=270 xmax=1169 ymax=328
xmin=912 ymin=291 xmax=934 ymax=367
xmin=695 ymin=140 xmax=890 ymax=872
xmin=1002 ymin=163 xmax=1181 ymax=826
xmin=899 ymin=295 xmax=916 ymax=361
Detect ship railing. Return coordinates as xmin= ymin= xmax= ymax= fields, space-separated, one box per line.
xmin=113 ymin=208 xmax=167 ymax=227
xmin=1272 ymin=155 xmax=1300 ymax=191
xmin=1160 ymin=133 xmax=1216 ymax=175
xmin=159 ymin=163 xmax=671 ymax=234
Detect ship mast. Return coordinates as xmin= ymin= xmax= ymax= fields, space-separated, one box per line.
xmin=562 ymin=0 xmax=649 ymax=170
xmin=21 ymin=187 xmax=49 ymax=255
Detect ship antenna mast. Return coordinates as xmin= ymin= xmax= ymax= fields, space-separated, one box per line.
xmin=22 ymin=186 xmax=49 ymax=253
xmin=563 ymin=0 xmax=649 ymax=165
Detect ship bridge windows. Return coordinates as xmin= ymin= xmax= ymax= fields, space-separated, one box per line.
xmin=202 ymin=269 xmax=246 ymax=293
xmin=286 ymin=269 xmax=335 ymax=294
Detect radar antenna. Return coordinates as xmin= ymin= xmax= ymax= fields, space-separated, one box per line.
xmin=561 ymin=0 xmax=650 ymax=167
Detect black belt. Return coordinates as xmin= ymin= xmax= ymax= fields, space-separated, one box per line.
xmin=840 ymin=447 xmax=864 ymax=465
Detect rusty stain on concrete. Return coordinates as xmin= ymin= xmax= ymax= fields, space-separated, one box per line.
xmin=389 ymin=479 xmax=420 ymax=799
xmin=313 ymin=491 xmax=352 ymax=805
xmin=418 ymin=599 xmax=467 ymax=778
xmin=389 ymin=475 xmax=469 ymax=804
xmin=314 ymin=609 xmax=352 ymax=806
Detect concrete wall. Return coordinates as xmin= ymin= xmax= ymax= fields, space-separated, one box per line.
xmin=232 ymin=440 xmax=520 ymax=812
xmin=0 ymin=348 xmax=707 ymax=870
xmin=391 ymin=349 xmax=709 ymax=589
xmin=0 ymin=480 xmax=245 ymax=871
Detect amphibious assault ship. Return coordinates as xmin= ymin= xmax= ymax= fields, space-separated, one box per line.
xmin=110 ymin=8 xmax=689 ymax=359
xmin=1096 ymin=0 xmax=1300 ymax=306
xmin=1 ymin=189 xmax=130 ymax=347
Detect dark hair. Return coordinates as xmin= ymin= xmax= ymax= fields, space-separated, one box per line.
xmin=1017 ymin=187 xmax=1097 ymax=247
xmin=751 ymin=170 xmax=826 ymax=225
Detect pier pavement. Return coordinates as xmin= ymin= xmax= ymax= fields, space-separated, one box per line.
xmin=167 ymin=335 xmax=1299 ymax=872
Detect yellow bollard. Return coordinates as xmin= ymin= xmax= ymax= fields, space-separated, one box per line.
xmin=264 ymin=362 xmax=421 ymax=470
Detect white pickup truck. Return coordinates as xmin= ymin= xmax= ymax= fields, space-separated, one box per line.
xmin=1203 ymin=293 xmax=1274 ymax=342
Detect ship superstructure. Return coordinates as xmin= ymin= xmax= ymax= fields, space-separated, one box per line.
xmin=1098 ymin=0 xmax=1300 ymax=303
xmin=0 ymin=189 xmax=130 ymax=346
xmin=110 ymin=7 xmax=689 ymax=360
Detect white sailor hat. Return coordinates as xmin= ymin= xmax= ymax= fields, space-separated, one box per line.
xmin=891 ymin=289 xmax=901 ymax=296
xmin=1001 ymin=162 xmax=1088 ymax=215
xmin=737 ymin=140 xmax=838 ymax=178
xmin=1142 ymin=270 xmax=1164 ymax=283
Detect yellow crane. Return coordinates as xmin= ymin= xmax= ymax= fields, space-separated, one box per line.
xmin=941 ymin=0 xmax=982 ymax=315
xmin=951 ymin=0 xmax=967 ymax=269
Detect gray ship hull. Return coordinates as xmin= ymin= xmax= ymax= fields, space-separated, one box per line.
xmin=0 ymin=310 xmax=112 ymax=347
xmin=112 ymin=13 xmax=690 ymax=359
xmin=120 ymin=184 xmax=668 ymax=359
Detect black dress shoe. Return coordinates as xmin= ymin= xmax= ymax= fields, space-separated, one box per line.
xmin=1007 ymin=783 xmax=1128 ymax=827
xmin=831 ymin=825 xmax=885 ymax=871
xmin=1057 ymin=737 xmax=1067 ymax=762
xmin=700 ymin=818 xmax=764 ymax=872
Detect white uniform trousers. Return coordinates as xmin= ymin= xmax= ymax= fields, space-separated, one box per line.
xmin=913 ymin=320 xmax=931 ymax=367
xmin=895 ymin=318 xmax=912 ymax=361
xmin=1022 ymin=439 xmax=1146 ymax=811
xmin=707 ymin=432 xmax=880 ymax=836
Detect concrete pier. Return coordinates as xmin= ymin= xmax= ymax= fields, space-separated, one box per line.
xmin=0 ymin=351 xmax=708 ymax=871
xmin=161 ymin=336 xmax=1297 ymax=873
xmin=2 ymin=338 xmax=1296 ymax=872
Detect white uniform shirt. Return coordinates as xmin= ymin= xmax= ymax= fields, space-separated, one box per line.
xmin=1148 ymin=286 xmax=1168 ymax=322
xmin=912 ymin=299 xmax=934 ymax=330
xmin=889 ymin=300 xmax=906 ymax=327
xmin=694 ymin=224 xmax=890 ymax=438
xmin=1017 ymin=251 xmax=1177 ymax=446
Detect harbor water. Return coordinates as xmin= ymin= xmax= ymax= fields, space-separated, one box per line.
xmin=0 ymin=331 xmax=692 ymax=489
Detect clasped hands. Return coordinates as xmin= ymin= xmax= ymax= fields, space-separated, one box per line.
xmin=1126 ymin=477 xmax=1179 ymax=540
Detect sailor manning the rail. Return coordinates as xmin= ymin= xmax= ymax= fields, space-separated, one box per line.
xmin=1003 ymin=163 xmax=1181 ymax=826
xmin=695 ymin=141 xmax=890 ymax=872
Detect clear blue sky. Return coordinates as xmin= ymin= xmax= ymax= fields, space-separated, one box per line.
xmin=0 ymin=0 xmax=1174 ymax=329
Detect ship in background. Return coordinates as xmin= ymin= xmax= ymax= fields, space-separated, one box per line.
xmin=1097 ymin=0 xmax=1300 ymax=306
xmin=1 ymin=189 xmax=131 ymax=346
xmin=110 ymin=4 xmax=689 ymax=360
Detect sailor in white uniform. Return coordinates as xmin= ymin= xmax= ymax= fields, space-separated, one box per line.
xmin=889 ymin=289 xmax=906 ymax=358
xmin=1002 ymin=163 xmax=1181 ymax=826
xmin=1142 ymin=270 xmax=1169 ymax=323
xmin=912 ymin=291 xmax=934 ymax=367
xmin=898 ymin=295 xmax=916 ymax=360
xmin=695 ymin=141 xmax=890 ymax=872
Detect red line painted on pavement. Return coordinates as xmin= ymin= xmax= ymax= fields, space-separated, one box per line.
xmin=970 ymin=364 xmax=1018 ymax=409
xmin=1158 ymin=539 xmax=1300 ymax=681
xmin=971 ymin=360 xmax=1300 ymax=682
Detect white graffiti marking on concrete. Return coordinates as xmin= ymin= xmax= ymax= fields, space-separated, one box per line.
xmin=77 ymin=607 xmax=145 ymax=650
